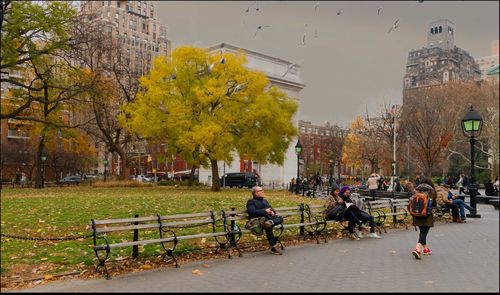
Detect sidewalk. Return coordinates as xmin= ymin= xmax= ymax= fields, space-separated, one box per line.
xmin=17 ymin=203 xmax=499 ymax=292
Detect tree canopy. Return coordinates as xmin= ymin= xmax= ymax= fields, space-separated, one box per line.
xmin=122 ymin=46 xmax=298 ymax=191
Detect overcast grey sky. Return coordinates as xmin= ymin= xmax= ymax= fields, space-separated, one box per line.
xmin=155 ymin=1 xmax=499 ymax=127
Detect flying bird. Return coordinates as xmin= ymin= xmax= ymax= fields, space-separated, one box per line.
xmin=282 ymin=63 xmax=298 ymax=77
xmin=298 ymin=33 xmax=306 ymax=46
xmin=254 ymin=1 xmax=260 ymax=11
xmin=388 ymin=19 xmax=399 ymax=33
xmin=298 ymin=24 xmax=307 ymax=45
xmin=337 ymin=9 xmax=343 ymax=15
xmin=377 ymin=7 xmax=383 ymax=15
xmin=253 ymin=25 xmax=271 ymax=38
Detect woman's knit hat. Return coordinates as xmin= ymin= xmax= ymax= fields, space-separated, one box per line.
xmin=339 ymin=185 xmax=351 ymax=196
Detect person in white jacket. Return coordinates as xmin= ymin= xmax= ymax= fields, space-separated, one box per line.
xmin=367 ymin=173 xmax=380 ymax=200
xmin=456 ymin=174 xmax=464 ymax=194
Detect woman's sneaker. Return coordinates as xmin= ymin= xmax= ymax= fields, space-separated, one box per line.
xmin=270 ymin=246 xmax=282 ymax=255
xmin=349 ymin=233 xmax=360 ymax=241
xmin=423 ymin=248 xmax=432 ymax=255
xmin=412 ymin=248 xmax=421 ymax=260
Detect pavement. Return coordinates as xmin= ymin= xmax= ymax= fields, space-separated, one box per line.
xmin=15 ymin=199 xmax=499 ymax=293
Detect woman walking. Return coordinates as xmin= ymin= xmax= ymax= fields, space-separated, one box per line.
xmin=411 ymin=177 xmax=437 ymax=260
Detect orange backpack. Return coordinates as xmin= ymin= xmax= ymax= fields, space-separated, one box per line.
xmin=408 ymin=191 xmax=432 ymax=217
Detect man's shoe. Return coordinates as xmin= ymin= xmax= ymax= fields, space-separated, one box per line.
xmin=367 ymin=232 xmax=381 ymax=239
xmin=349 ymin=233 xmax=360 ymax=241
xmin=412 ymin=248 xmax=421 ymax=260
xmin=262 ymin=220 xmax=273 ymax=229
xmin=423 ymin=248 xmax=432 ymax=255
xmin=270 ymin=247 xmax=282 ymax=255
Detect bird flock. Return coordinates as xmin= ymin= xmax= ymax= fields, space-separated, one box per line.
xmin=247 ymin=1 xmax=419 ymax=41
xmin=241 ymin=1 xmax=425 ymax=77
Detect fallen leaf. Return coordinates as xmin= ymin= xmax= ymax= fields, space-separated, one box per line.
xmin=202 ymin=263 xmax=209 ymax=268
xmin=43 ymin=275 xmax=53 ymax=280
xmin=143 ymin=264 xmax=152 ymax=270
xmin=424 ymin=280 xmax=433 ymax=284
xmin=40 ymin=257 xmax=48 ymax=261
xmin=390 ymin=250 xmax=397 ymax=254
xmin=192 ymin=269 xmax=203 ymax=276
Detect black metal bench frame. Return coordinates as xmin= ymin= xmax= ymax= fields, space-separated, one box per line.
xmin=90 ymin=211 xmax=231 ymax=279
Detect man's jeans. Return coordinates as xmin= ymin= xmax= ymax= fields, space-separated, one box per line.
xmin=452 ymin=199 xmax=473 ymax=219
xmin=264 ymin=215 xmax=283 ymax=247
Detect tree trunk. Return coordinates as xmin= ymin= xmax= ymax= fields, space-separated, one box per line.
xmin=211 ymin=159 xmax=220 ymax=191
xmin=118 ymin=150 xmax=129 ymax=180
xmin=188 ymin=165 xmax=197 ymax=186
xmin=35 ymin=137 xmax=45 ymax=189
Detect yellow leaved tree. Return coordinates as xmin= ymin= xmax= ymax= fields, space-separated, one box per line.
xmin=122 ymin=46 xmax=298 ymax=191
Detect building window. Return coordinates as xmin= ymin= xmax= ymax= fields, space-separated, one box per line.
xmin=439 ymin=26 xmax=442 ymax=33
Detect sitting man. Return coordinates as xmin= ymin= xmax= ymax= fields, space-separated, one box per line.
xmin=435 ymin=185 xmax=462 ymax=223
xmin=246 ymin=186 xmax=284 ymax=255
xmin=445 ymin=184 xmax=475 ymax=222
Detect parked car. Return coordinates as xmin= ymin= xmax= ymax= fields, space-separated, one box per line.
xmin=59 ymin=175 xmax=82 ymax=185
xmin=220 ymin=172 xmax=260 ymax=188
xmin=132 ymin=175 xmax=152 ymax=182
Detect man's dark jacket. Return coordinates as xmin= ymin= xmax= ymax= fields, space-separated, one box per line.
xmin=246 ymin=197 xmax=272 ymax=218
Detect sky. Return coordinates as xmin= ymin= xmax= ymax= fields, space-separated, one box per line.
xmin=155 ymin=1 xmax=499 ymax=128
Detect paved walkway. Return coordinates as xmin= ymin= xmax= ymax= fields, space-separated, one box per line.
xmin=18 ymin=203 xmax=499 ymax=292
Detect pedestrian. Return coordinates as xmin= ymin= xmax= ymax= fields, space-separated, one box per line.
xmin=246 ymin=186 xmax=284 ymax=255
xmin=456 ymin=174 xmax=464 ymax=194
xmin=20 ymin=172 xmax=26 ymax=188
xmin=394 ymin=181 xmax=403 ymax=192
xmin=411 ymin=177 xmax=437 ymax=260
xmin=367 ymin=173 xmax=380 ymax=200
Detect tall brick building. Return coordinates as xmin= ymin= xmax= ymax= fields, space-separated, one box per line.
xmin=403 ymin=19 xmax=480 ymax=91
xmin=78 ymin=0 xmax=172 ymax=177
xmin=298 ymin=120 xmax=348 ymax=180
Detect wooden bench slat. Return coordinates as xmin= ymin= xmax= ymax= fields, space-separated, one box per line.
xmin=91 ymin=216 xmax=159 ymax=225
xmin=159 ymin=212 xmax=213 ymax=220
xmin=95 ymin=223 xmax=160 ymax=234
xmin=176 ymin=231 xmax=228 ymax=241
xmin=96 ymin=237 xmax=176 ymax=249
xmin=161 ymin=219 xmax=214 ymax=227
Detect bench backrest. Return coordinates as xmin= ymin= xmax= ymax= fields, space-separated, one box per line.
xmin=390 ymin=199 xmax=409 ymax=209
xmin=364 ymin=199 xmax=392 ymax=210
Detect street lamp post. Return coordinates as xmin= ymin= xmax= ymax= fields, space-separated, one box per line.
xmin=103 ymin=159 xmax=108 ymax=182
xmin=406 ymin=135 xmax=410 ymax=179
xmin=328 ymin=159 xmax=333 ymax=188
xmin=461 ymin=105 xmax=482 ymax=218
xmin=295 ymin=139 xmax=302 ymax=194
xmin=41 ymin=155 xmax=47 ymax=188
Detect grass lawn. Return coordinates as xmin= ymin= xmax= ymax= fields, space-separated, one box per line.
xmin=1 ymin=185 xmax=324 ymax=282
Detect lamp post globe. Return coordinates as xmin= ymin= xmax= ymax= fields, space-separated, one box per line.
xmin=295 ymin=139 xmax=302 ymax=194
xmin=461 ymin=105 xmax=483 ymax=218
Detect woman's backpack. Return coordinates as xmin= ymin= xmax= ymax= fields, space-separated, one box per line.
xmin=408 ymin=191 xmax=433 ymax=217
